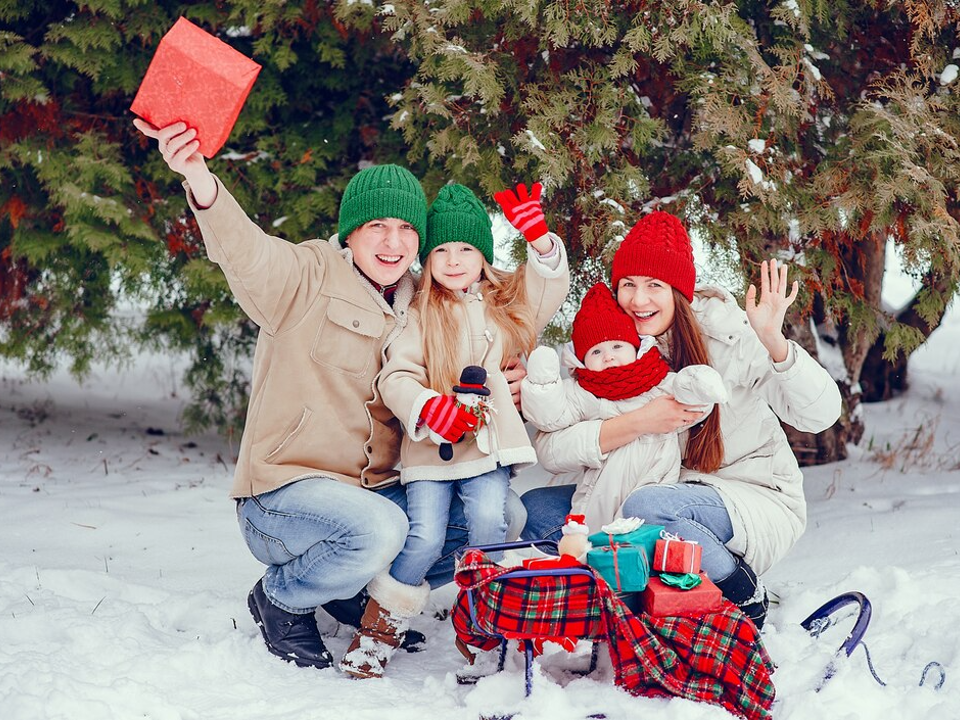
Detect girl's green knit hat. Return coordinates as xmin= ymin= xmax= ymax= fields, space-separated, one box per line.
xmin=337 ymin=164 xmax=427 ymax=243
xmin=421 ymin=184 xmax=495 ymax=265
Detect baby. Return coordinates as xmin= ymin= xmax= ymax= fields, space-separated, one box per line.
xmin=522 ymin=282 xmax=729 ymax=531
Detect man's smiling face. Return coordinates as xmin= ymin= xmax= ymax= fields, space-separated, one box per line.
xmin=347 ymin=218 xmax=420 ymax=286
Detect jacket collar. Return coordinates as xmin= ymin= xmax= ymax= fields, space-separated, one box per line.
xmin=692 ymin=284 xmax=751 ymax=345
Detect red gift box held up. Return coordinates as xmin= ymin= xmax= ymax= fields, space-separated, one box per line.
xmin=641 ymin=573 xmax=722 ymax=618
xmin=653 ymin=534 xmax=702 ymax=575
xmin=131 ymin=17 xmax=261 ymax=158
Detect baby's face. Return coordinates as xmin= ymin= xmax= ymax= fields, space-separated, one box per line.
xmin=583 ymin=340 xmax=636 ymax=371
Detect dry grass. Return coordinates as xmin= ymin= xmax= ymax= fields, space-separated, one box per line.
xmin=868 ymin=415 xmax=960 ymax=472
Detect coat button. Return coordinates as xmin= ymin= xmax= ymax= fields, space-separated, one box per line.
xmin=353 ymin=320 xmax=360 ymax=328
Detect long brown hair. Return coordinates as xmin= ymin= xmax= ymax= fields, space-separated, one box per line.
xmin=417 ymin=257 xmax=536 ymax=394
xmin=668 ymin=288 xmax=725 ymax=473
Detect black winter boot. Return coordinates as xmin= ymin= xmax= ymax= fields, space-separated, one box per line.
xmin=714 ymin=558 xmax=769 ymax=630
xmin=321 ymin=589 xmax=369 ymax=627
xmin=247 ymin=579 xmax=334 ymax=669
xmin=321 ymin=589 xmax=426 ymax=653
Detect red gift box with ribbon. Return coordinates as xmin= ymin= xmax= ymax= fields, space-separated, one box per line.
xmin=130 ymin=17 xmax=261 ymax=158
xmin=653 ymin=532 xmax=702 ymax=575
xmin=641 ymin=573 xmax=722 ymax=618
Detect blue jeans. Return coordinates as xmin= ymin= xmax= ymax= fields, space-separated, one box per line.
xmin=621 ymin=484 xmax=737 ymax=580
xmin=238 ymin=475 xmax=525 ymax=613
xmin=390 ymin=465 xmax=511 ymax=587
xmin=521 ymin=482 xmax=738 ymax=581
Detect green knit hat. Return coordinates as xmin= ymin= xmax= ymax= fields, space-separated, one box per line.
xmin=337 ymin=164 xmax=427 ymax=243
xmin=421 ymin=184 xmax=495 ymax=265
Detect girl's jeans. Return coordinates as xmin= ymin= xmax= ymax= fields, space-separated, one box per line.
xmin=237 ymin=473 xmax=522 ymax=613
xmin=389 ymin=465 xmax=511 ymax=587
xmin=521 ymin=482 xmax=738 ymax=581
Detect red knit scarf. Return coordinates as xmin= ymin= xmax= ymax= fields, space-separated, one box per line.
xmin=575 ymin=346 xmax=671 ymax=401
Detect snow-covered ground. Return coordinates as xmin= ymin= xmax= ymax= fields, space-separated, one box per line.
xmin=2 ymin=297 xmax=958 ymax=719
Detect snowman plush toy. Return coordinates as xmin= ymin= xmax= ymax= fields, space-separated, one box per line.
xmin=431 ymin=365 xmax=494 ymax=461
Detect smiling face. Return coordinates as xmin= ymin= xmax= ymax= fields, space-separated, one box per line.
xmin=346 ymin=218 xmax=420 ymax=286
xmin=616 ymin=275 xmax=676 ymax=337
xmin=582 ymin=340 xmax=637 ymax=372
xmin=426 ymin=242 xmax=484 ymax=292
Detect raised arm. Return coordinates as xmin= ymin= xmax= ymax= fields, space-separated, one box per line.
xmin=133 ymin=119 xmax=326 ymax=335
xmin=739 ymin=260 xmax=841 ymax=431
xmin=133 ymin=120 xmax=217 ymax=208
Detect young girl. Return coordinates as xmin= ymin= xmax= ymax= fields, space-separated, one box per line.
xmin=521 ymin=211 xmax=842 ymax=629
xmin=339 ymin=182 xmax=569 ymax=678
xmin=521 ymin=282 xmax=729 ymax=532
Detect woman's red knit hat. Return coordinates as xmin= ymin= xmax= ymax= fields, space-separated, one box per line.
xmin=571 ymin=282 xmax=641 ymax=361
xmin=611 ymin=211 xmax=696 ymax=302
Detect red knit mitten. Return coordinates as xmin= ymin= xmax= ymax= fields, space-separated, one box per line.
xmin=419 ymin=395 xmax=479 ymax=443
xmin=494 ymin=182 xmax=549 ymax=242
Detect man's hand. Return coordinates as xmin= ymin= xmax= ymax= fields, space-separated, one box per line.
xmin=419 ymin=395 xmax=479 ymax=443
xmin=502 ymin=356 xmax=527 ymax=412
xmin=133 ymin=119 xmax=218 ymax=208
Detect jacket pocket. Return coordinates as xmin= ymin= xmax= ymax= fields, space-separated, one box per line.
xmin=311 ymin=297 xmax=385 ymax=376
xmin=265 ymin=407 xmax=313 ymax=463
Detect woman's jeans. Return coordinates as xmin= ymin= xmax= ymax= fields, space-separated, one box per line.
xmin=521 ymin=482 xmax=738 ymax=581
xmin=238 ymin=474 xmax=524 ymax=613
xmin=389 ymin=465 xmax=511 ymax=587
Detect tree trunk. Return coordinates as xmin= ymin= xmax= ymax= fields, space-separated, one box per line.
xmin=781 ymin=230 xmax=886 ymax=465
xmin=781 ymin=312 xmax=850 ymax=466
xmin=860 ymin=269 xmax=955 ymax=402
xmin=834 ymin=230 xmax=887 ymax=442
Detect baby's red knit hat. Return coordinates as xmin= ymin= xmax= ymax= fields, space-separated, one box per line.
xmin=611 ymin=211 xmax=696 ymax=302
xmin=571 ymin=282 xmax=641 ymax=361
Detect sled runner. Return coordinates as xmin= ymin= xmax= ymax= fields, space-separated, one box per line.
xmin=800 ymin=590 xmax=873 ymax=688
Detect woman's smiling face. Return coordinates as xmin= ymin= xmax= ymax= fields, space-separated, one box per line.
xmin=615 ymin=275 xmax=676 ymax=337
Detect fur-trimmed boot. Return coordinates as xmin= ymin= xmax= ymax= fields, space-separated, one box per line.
xmin=715 ymin=557 xmax=769 ymax=630
xmin=321 ymin=588 xmax=427 ymax=653
xmin=339 ymin=572 xmax=430 ymax=679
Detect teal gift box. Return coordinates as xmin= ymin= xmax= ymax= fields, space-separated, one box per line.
xmin=588 ymin=522 xmax=665 ymax=561
xmin=586 ymin=544 xmax=651 ymax=593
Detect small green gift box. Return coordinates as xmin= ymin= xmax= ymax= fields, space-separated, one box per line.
xmin=586 ymin=543 xmax=651 ymax=593
xmin=588 ymin=522 xmax=665 ymax=561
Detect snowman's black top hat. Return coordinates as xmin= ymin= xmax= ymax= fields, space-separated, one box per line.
xmin=453 ymin=365 xmax=491 ymax=396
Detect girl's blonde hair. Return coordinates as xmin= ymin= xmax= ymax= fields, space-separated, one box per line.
xmin=417 ymin=255 xmax=536 ymax=394
xmin=668 ymin=288 xmax=725 ymax=473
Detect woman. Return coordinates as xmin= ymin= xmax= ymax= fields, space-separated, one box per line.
xmin=520 ymin=211 xmax=842 ymax=629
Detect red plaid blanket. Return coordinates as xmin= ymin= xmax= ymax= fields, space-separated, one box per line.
xmin=453 ymin=549 xmax=775 ymax=720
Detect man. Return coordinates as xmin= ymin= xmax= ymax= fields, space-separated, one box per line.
xmin=133 ymin=120 xmax=525 ymax=669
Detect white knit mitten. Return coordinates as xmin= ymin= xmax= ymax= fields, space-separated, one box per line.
xmin=525 ymin=346 xmax=561 ymax=385
xmin=673 ymin=364 xmax=729 ymax=405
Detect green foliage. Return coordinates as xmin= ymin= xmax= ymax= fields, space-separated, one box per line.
xmin=1 ymin=0 xmax=416 ymax=437
xmin=374 ymin=0 xmax=960 ymax=372
xmin=2 ymin=0 xmax=959 ymax=437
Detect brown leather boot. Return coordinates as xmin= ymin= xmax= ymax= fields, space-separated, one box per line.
xmin=339 ymin=597 xmax=407 ymax=679
xmin=339 ymin=572 xmax=430 ymax=679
